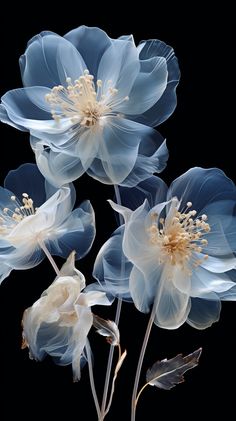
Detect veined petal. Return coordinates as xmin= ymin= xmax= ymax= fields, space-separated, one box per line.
xmin=136 ymin=39 xmax=180 ymax=126
xmin=198 ymin=254 xmax=236 ymax=273
xmin=190 ymin=266 xmax=236 ymax=297
xmin=64 ymin=26 xmax=111 ymax=78
xmin=1 ymin=88 xmax=73 ymax=133
xmin=20 ymin=32 xmax=86 ymax=88
xmin=4 ymin=163 xmax=46 ymax=207
xmin=121 ymin=134 xmax=168 ymax=187
xmin=93 ymin=225 xmax=132 ymax=301
xmin=154 ymin=269 xmax=191 ymax=329
xmin=119 ymin=174 xmax=168 ymax=210
xmin=118 ymin=56 xmax=168 ymax=115
xmin=87 ymin=118 xmax=159 ymax=185
xmin=32 ymin=141 xmax=85 ymax=188
xmin=48 ymin=201 xmax=96 ymax=259
xmin=97 ymin=39 xmax=140 ymax=98
xmin=168 ymin=167 xmax=236 ymax=214
xmin=187 ymin=294 xmax=221 ymax=329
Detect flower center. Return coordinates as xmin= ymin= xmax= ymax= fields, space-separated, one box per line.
xmin=45 ymin=70 xmax=129 ymax=127
xmin=0 ymin=193 xmax=37 ymax=235
xmin=148 ymin=201 xmax=210 ymax=272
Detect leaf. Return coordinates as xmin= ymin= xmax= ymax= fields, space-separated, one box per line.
xmin=146 ymin=348 xmax=202 ymax=390
xmin=93 ymin=314 xmax=120 ymax=346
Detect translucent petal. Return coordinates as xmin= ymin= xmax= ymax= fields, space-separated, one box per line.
xmin=47 ymin=201 xmax=96 ymax=259
xmin=71 ymin=308 xmax=93 ymax=380
xmin=78 ymin=291 xmax=110 ymax=307
xmin=117 ymin=56 xmax=168 ymax=115
xmin=190 ymin=266 xmax=236 ymax=297
xmin=136 ymin=39 xmax=180 ymax=126
xmin=32 ymin=141 xmax=85 ymax=188
xmin=64 ymin=26 xmax=111 ymax=78
xmin=121 ymin=135 xmax=168 ymax=187
xmin=129 ymin=266 xmax=151 ymax=312
xmin=20 ymin=32 xmax=86 ymax=88
xmin=87 ymin=119 xmax=159 ymax=185
xmin=119 ymin=175 xmax=168 ymax=210
xmin=154 ymin=269 xmax=191 ymax=329
xmin=0 ymin=104 xmax=26 ymax=131
xmin=1 ymin=88 xmax=73 ymax=132
xmin=4 ymin=163 xmax=46 ymax=207
xmin=168 ymin=167 xmax=236 ymax=214
xmin=93 ymin=226 xmax=133 ymax=301
xmin=201 ymin=201 xmax=236 ymax=254
xmin=198 ymin=254 xmax=236 ymax=273
xmin=187 ymin=294 xmax=221 ymax=329
xmin=0 ymin=261 xmax=12 ymax=285
xmin=97 ymin=39 xmax=140 ymax=98
xmin=59 ymin=251 xmax=86 ymax=290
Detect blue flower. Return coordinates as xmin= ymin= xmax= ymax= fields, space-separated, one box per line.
xmin=0 ymin=26 xmax=180 ymax=186
xmin=95 ymin=168 xmax=236 ymax=329
xmin=0 ymin=163 xmax=95 ymax=284
xmin=22 ymin=252 xmax=110 ymax=381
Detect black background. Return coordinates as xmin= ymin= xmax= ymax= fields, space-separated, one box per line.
xmin=0 ymin=4 xmax=234 ymax=420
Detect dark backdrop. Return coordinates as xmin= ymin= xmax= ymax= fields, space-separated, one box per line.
xmin=0 ymin=4 xmax=234 ymax=420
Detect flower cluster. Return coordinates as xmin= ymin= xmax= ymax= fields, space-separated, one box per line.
xmin=1 ymin=25 xmax=235 ymax=420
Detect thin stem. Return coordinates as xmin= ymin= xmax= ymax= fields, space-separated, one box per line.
xmin=100 ymin=185 xmax=124 ymax=419
xmin=100 ymin=298 xmax=122 ymax=420
xmin=135 ymin=382 xmax=149 ymax=407
xmin=39 ymin=240 xmax=60 ymax=276
xmin=85 ymin=340 xmax=101 ymax=419
xmin=131 ymin=304 xmax=156 ymax=421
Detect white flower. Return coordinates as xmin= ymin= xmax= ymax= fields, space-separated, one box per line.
xmin=22 ymin=252 xmax=110 ymax=381
xmin=0 ymin=163 xmax=95 ymax=284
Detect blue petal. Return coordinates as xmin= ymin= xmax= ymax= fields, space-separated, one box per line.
xmin=47 ymin=201 xmax=95 ymax=259
xmin=190 ymin=266 xmax=236 ymax=296
xmin=32 ymin=141 xmax=85 ymax=188
xmin=20 ymin=32 xmax=86 ymax=88
xmin=0 ymin=261 xmax=12 ymax=285
xmin=118 ymin=175 xmax=168 ymax=210
xmin=121 ymin=134 xmax=168 ymax=187
xmin=154 ymin=273 xmax=191 ymax=329
xmin=187 ymin=294 xmax=221 ymax=329
xmin=93 ymin=226 xmax=132 ymax=301
xmin=136 ymin=40 xmax=180 ymax=126
xmin=118 ymin=56 xmax=168 ymax=115
xmin=168 ymin=167 xmax=236 ymax=214
xmin=87 ymin=119 xmax=164 ymax=185
xmin=0 ymin=104 xmax=26 ymax=131
xmin=64 ymin=26 xmax=112 ymax=78
xmin=4 ymin=163 xmax=46 ymax=207
xmin=97 ymin=39 xmax=140 ymax=98
xmin=1 ymin=87 xmax=58 ymax=131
